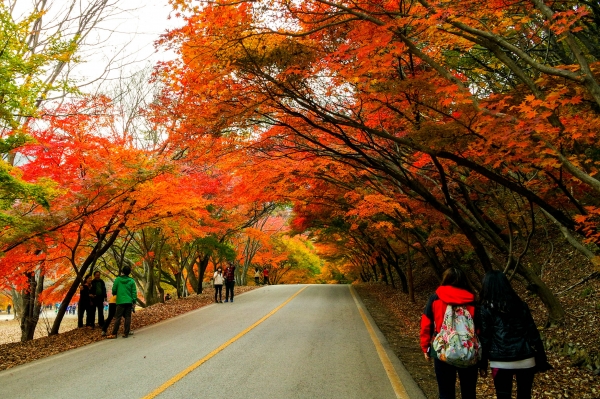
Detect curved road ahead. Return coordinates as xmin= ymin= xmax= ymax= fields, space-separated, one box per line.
xmin=0 ymin=285 xmax=426 ymax=399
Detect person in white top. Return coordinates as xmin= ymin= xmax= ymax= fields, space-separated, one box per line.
xmin=213 ymin=267 xmax=224 ymax=303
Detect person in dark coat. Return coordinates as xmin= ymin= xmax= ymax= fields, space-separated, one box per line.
xmin=224 ymin=262 xmax=236 ymax=303
xmin=89 ymin=271 xmax=107 ymax=328
xmin=478 ymin=271 xmax=551 ymax=399
xmin=420 ymin=267 xmax=479 ymax=399
xmin=77 ymin=275 xmax=93 ymax=328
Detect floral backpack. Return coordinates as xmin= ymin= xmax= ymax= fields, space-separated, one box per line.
xmin=432 ymin=304 xmax=481 ymax=367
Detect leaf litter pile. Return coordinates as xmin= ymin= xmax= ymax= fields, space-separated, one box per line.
xmin=355 ymin=275 xmax=600 ymax=399
xmin=0 ymin=286 xmax=256 ymax=372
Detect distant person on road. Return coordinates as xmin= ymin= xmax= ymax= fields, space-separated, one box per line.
xmin=262 ymin=267 xmax=269 ymax=285
xmin=165 ymin=293 xmax=172 ymax=301
xmin=213 ymin=267 xmax=224 ymax=303
xmin=224 ymin=262 xmax=236 ymax=303
xmin=7 ymin=303 xmax=11 ymax=314
xmin=78 ymin=275 xmax=93 ymax=328
xmin=254 ymin=267 xmax=261 ymax=285
xmin=420 ymin=267 xmax=479 ymax=399
xmin=478 ymin=271 xmax=552 ymax=399
xmin=89 ymin=271 xmax=107 ymax=328
xmin=107 ymin=266 xmax=137 ymax=339
xmin=101 ymin=294 xmax=117 ymax=336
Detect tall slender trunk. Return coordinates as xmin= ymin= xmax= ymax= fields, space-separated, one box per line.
xmin=20 ymin=271 xmax=44 ymax=341
xmin=406 ymin=242 xmax=415 ymax=303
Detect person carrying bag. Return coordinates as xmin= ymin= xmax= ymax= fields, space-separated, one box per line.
xmin=478 ymin=271 xmax=552 ymax=399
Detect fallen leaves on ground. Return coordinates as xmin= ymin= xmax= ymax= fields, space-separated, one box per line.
xmin=0 ymin=286 xmax=256 ymax=371
xmin=355 ymin=283 xmax=599 ymax=399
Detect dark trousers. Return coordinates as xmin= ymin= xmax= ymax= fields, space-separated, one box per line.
xmin=112 ymin=304 xmax=132 ymax=336
xmin=77 ymin=302 xmax=92 ymax=328
xmin=492 ymin=367 xmax=535 ymax=399
xmin=433 ymin=358 xmax=478 ymax=399
xmin=89 ymin=299 xmax=105 ymax=327
xmin=214 ymin=285 xmax=223 ymax=302
xmin=102 ymin=303 xmax=117 ymax=332
xmin=225 ymin=280 xmax=235 ymax=300
xmin=263 ymin=276 xmax=269 ymax=285
xmin=254 ymin=277 xmax=260 ymax=285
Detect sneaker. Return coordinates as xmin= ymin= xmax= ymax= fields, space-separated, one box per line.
xmin=231 ymin=299 xmax=234 ymax=302
xmin=122 ymin=335 xmax=128 ymax=338
xmin=224 ymin=299 xmax=228 ymax=303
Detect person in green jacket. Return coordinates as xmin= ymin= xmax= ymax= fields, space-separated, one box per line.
xmin=107 ymin=266 xmax=137 ymax=339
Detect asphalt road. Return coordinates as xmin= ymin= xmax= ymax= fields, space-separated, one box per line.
xmin=0 ymin=285 xmax=426 ymax=399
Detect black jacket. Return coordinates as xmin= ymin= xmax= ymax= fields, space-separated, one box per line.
xmin=478 ymin=301 xmax=548 ymax=367
xmin=90 ymin=279 xmax=107 ymax=303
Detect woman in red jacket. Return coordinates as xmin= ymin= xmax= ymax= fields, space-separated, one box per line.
xmin=420 ymin=267 xmax=479 ymax=399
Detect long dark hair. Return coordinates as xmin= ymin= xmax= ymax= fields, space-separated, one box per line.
xmin=440 ymin=267 xmax=472 ymax=292
xmin=480 ymin=270 xmax=523 ymax=312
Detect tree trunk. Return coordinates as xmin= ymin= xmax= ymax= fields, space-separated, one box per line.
xmin=196 ymin=255 xmax=210 ymax=294
xmin=406 ymin=245 xmax=415 ymax=303
xmin=20 ymin=271 xmax=44 ymax=341
xmin=517 ymin=263 xmax=565 ymax=326
xmin=174 ymin=272 xmax=182 ymax=298
xmin=391 ymin=261 xmax=408 ymax=293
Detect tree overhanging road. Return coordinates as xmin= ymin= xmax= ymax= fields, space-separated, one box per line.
xmin=0 ymin=285 xmax=426 ymax=399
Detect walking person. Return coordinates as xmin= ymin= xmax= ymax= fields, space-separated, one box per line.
xmin=224 ymin=262 xmax=236 ymax=303
xmin=254 ymin=267 xmax=261 ymax=285
xmin=77 ymin=275 xmax=93 ymax=328
xmin=478 ymin=271 xmax=552 ymax=399
xmin=213 ymin=267 xmax=224 ymax=303
xmin=7 ymin=303 xmax=11 ymax=315
xmin=420 ymin=267 xmax=480 ymax=399
xmin=101 ymin=295 xmax=117 ymax=336
xmin=89 ymin=271 xmax=107 ymax=328
xmin=262 ymin=267 xmax=269 ymax=285
xmin=107 ymin=266 xmax=137 ymax=339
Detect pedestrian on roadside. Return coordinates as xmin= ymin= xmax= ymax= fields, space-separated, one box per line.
xmin=7 ymin=303 xmax=11 ymax=314
xmin=420 ymin=267 xmax=479 ymax=399
xmin=254 ymin=267 xmax=261 ymax=285
xmin=77 ymin=275 xmax=93 ymax=328
xmin=101 ymin=294 xmax=117 ymax=336
xmin=107 ymin=266 xmax=137 ymax=339
xmin=224 ymin=262 xmax=236 ymax=303
xmin=213 ymin=267 xmax=224 ymax=303
xmin=89 ymin=271 xmax=107 ymax=328
xmin=478 ymin=271 xmax=552 ymax=399
xmin=262 ymin=267 xmax=269 ymax=285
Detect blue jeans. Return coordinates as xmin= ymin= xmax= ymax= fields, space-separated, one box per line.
xmin=433 ymin=358 xmax=478 ymax=399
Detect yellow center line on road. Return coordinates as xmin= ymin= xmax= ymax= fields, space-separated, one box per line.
xmin=141 ymin=286 xmax=308 ymax=399
xmin=350 ymin=286 xmax=410 ymax=399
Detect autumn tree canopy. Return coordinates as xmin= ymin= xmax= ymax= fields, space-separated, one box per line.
xmin=3 ymin=0 xmax=600 ymax=340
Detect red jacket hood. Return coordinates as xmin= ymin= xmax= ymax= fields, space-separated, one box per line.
xmin=435 ymin=286 xmax=475 ymax=305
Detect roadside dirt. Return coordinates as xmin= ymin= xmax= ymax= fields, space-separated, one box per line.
xmin=0 ymin=286 xmax=256 ymax=371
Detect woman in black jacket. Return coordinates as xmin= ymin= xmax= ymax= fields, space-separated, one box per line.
xmin=77 ymin=275 xmax=93 ymax=328
xmin=478 ymin=271 xmax=552 ymax=399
